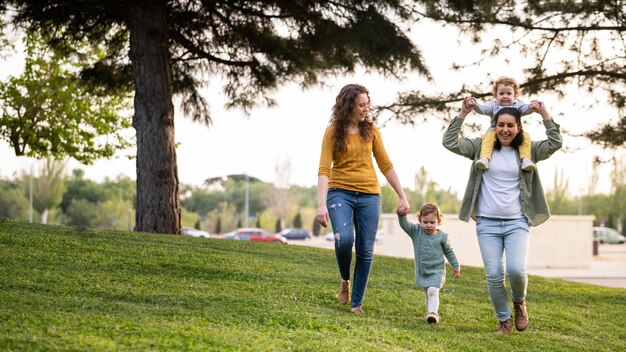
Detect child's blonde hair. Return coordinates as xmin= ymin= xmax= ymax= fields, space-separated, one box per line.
xmin=492 ymin=76 xmax=521 ymax=97
xmin=417 ymin=203 xmax=443 ymax=225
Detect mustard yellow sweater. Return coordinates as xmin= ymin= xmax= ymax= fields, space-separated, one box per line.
xmin=318 ymin=125 xmax=394 ymax=194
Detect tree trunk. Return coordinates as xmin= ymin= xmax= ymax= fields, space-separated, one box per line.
xmin=40 ymin=208 xmax=48 ymax=224
xmin=128 ymin=1 xmax=181 ymax=234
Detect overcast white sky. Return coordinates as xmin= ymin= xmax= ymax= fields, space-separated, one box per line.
xmin=0 ymin=21 xmax=619 ymax=198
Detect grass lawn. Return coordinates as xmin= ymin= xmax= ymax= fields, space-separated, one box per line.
xmin=1 ymin=219 xmax=624 ymax=351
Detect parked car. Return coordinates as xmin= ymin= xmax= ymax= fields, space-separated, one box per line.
xmin=325 ymin=229 xmax=384 ymax=241
xmin=593 ymin=227 xmax=626 ymax=244
xmin=224 ymin=227 xmax=287 ymax=244
xmin=183 ymin=227 xmax=210 ymax=238
xmin=278 ymin=228 xmax=312 ymax=240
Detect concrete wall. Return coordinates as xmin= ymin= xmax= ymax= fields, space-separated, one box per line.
xmin=379 ymin=214 xmax=595 ymax=269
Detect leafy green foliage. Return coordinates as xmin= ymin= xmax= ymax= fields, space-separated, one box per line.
xmin=1 ymin=220 xmax=624 ymax=350
xmin=59 ymin=170 xmax=136 ymax=230
xmin=292 ymin=212 xmax=303 ymax=228
xmin=0 ymin=31 xmax=132 ymax=163
xmin=4 ymin=0 xmax=433 ymax=234
xmin=0 ymin=179 xmax=29 ymax=220
xmin=312 ymin=216 xmax=321 ymax=237
xmin=375 ymin=1 xmax=626 ymax=147
xmin=27 ymin=157 xmax=66 ymax=224
xmin=7 ymin=1 xmax=430 ymax=122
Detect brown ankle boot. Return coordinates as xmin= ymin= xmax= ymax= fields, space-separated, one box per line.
xmin=496 ymin=317 xmax=513 ymax=334
xmin=514 ymin=301 xmax=529 ymax=331
xmin=338 ymin=280 xmax=350 ymax=305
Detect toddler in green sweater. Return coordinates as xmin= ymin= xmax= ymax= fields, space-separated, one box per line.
xmin=398 ymin=203 xmax=461 ymax=324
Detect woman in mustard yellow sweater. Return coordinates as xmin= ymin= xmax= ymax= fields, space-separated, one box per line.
xmin=316 ymin=83 xmax=410 ymax=315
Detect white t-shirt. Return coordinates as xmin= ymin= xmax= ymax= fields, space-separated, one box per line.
xmin=477 ymin=146 xmax=523 ymax=219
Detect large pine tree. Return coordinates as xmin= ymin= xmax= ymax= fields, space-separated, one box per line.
xmin=3 ymin=1 xmax=431 ymax=234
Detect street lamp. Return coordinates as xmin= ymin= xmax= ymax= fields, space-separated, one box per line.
xmin=244 ymin=174 xmax=249 ymax=227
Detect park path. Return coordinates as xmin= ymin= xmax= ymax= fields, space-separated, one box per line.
xmin=290 ymin=237 xmax=626 ymax=289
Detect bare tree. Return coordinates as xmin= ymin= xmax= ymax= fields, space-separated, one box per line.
xmin=27 ymin=157 xmax=66 ymax=224
xmin=265 ymin=156 xmax=294 ymax=229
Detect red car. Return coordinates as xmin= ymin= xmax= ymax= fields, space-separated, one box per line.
xmin=223 ymin=227 xmax=287 ymax=244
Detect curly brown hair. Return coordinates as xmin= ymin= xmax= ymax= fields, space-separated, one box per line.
xmin=330 ymin=84 xmax=374 ymax=152
xmin=492 ymin=76 xmax=521 ymax=97
xmin=417 ymin=203 xmax=443 ymax=225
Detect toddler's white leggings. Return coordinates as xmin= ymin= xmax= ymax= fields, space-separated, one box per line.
xmin=422 ymin=287 xmax=440 ymax=314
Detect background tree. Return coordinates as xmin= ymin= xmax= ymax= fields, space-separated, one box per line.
xmin=380 ymin=184 xmax=400 ymax=214
xmin=28 ymin=157 xmax=66 ymax=224
xmin=0 ymin=178 xmax=29 ymax=220
xmin=0 ymin=30 xmax=132 ymax=163
xmin=61 ymin=169 xmax=106 ymax=213
xmin=546 ymin=167 xmax=574 ymax=215
xmin=312 ymin=218 xmax=321 ymax=237
xmin=206 ymin=202 xmax=238 ymax=234
xmin=275 ymin=218 xmax=282 ymax=233
xmin=267 ymin=157 xmax=293 ymax=231
xmin=413 ymin=166 xmax=430 ymax=206
xmin=292 ymin=212 xmax=303 ymax=229
xmin=374 ymin=1 xmax=626 ymax=149
xmin=64 ymin=198 xmax=98 ymax=227
xmin=609 ymin=157 xmax=626 ymax=232
xmin=4 ymin=1 xmax=431 ymax=234
xmin=214 ymin=216 xmax=221 ymax=235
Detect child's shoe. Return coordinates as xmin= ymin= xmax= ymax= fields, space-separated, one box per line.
xmin=521 ymin=158 xmax=536 ymax=171
xmin=475 ymin=157 xmax=489 ymax=170
xmin=426 ymin=312 xmax=439 ymax=324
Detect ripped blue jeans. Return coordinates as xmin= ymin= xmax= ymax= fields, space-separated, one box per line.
xmin=327 ymin=188 xmax=381 ymax=308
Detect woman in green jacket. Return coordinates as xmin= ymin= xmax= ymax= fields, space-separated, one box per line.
xmin=442 ymin=99 xmax=562 ymax=334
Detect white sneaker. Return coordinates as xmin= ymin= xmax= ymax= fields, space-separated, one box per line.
xmin=475 ymin=157 xmax=489 ymax=170
xmin=521 ymin=158 xmax=536 ymax=171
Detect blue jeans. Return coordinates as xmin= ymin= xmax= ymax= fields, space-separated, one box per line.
xmin=327 ymin=189 xmax=381 ymax=308
xmin=476 ymin=216 xmax=530 ymax=322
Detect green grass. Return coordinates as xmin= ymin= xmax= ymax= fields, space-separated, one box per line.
xmin=1 ymin=219 xmax=624 ymax=351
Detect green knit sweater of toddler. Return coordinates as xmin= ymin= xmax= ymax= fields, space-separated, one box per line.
xmin=398 ymin=214 xmax=460 ymax=288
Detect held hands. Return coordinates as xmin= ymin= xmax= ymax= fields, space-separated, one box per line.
xmin=464 ymin=96 xmax=477 ymax=109
xmin=453 ymin=267 xmax=461 ymax=278
xmin=396 ymin=198 xmax=410 ymax=216
xmin=460 ymin=96 xmax=475 ymax=117
xmin=530 ymin=100 xmax=551 ymax=120
xmin=529 ymin=99 xmax=542 ymax=112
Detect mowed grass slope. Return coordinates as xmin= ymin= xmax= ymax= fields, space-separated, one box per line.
xmin=1 ymin=219 xmax=624 ymax=351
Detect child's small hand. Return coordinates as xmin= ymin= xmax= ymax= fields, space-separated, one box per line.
xmin=396 ymin=202 xmax=410 ymax=216
xmin=529 ymin=100 xmax=541 ymax=112
xmin=453 ymin=268 xmax=461 ymax=278
xmin=463 ymin=96 xmax=476 ymax=109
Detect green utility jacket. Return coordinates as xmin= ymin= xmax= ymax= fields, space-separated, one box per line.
xmin=442 ymin=117 xmax=563 ymax=227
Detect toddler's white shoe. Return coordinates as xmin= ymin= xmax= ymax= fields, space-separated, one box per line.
xmin=521 ymin=158 xmax=536 ymax=171
xmin=426 ymin=312 xmax=439 ymax=324
xmin=475 ymin=157 xmax=489 ymax=170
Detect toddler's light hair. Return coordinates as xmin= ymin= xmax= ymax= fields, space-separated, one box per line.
xmin=492 ymin=76 xmax=521 ymax=97
xmin=417 ymin=203 xmax=443 ymax=225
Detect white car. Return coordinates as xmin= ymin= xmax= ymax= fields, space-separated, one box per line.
xmin=183 ymin=227 xmax=210 ymax=238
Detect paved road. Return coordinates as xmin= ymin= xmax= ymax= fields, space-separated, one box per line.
xmin=291 ymin=237 xmax=626 ymax=289
xmin=527 ymin=243 xmax=626 ymax=289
